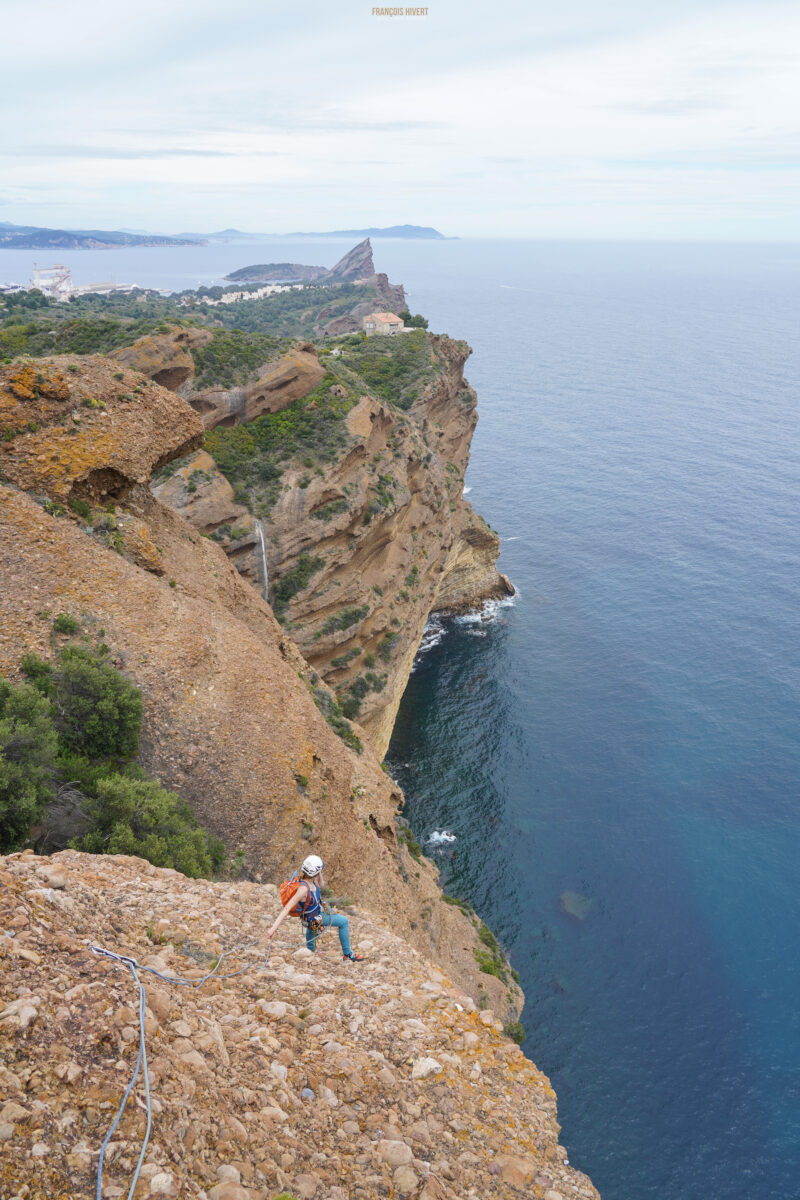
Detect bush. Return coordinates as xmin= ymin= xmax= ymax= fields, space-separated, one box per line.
xmin=68 ymin=497 xmax=92 ymax=521
xmin=338 ymin=328 xmax=434 ymax=409
xmin=307 ymin=680 xmax=362 ymax=754
xmin=73 ymin=774 xmax=225 ymax=878
xmin=205 ymin=372 xmax=357 ymax=517
xmin=503 ymin=1021 xmax=526 ymax=1045
xmin=317 ymin=605 xmax=369 ymax=638
xmin=53 ymin=612 xmax=79 ymax=635
xmin=0 ymin=679 xmax=58 ymax=852
xmin=271 ymin=553 xmax=324 ymax=619
xmin=377 ymin=633 xmax=400 ymax=663
xmin=52 ymin=646 xmax=143 ymax=759
xmin=399 ymin=310 xmax=429 ymax=329
xmin=190 ymin=328 xmax=287 ymax=389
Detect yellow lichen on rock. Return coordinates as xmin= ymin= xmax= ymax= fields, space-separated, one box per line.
xmin=6 ymin=363 xmax=71 ymax=403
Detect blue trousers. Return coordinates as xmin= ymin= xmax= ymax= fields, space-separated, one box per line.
xmin=305 ymin=912 xmax=352 ymax=955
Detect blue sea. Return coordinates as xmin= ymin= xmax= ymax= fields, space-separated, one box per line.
xmin=5 ymin=236 xmax=798 ymax=1198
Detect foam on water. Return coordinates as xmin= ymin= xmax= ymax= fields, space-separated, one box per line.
xmin=427 ymin=829 xmax=457 ymax=846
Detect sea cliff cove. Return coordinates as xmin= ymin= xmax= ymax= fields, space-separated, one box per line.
xmin=0 ymin=242 xmax=597 ymax=1200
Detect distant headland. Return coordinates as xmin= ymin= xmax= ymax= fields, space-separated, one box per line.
xmin=0 ymin=221 xmax=451 ymax=250
xmin=285 ymin=224 xmax=450 ymax=239
xmin=0 ymin=222 xmax=201 ymax=250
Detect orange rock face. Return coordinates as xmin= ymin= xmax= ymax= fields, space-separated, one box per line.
xmin=110 ymin=326 xmax=212 ymax=391
xmin=188 ymin=345 xmax=326 ymax=430
xmin=0 ymin=356 xmax=203 ymax=505
xmin=0 ymin=354 xmax=519 ymax=1018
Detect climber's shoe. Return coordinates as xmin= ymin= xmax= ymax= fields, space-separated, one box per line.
xmin=343 ymin=951 xmax=364 ymax=962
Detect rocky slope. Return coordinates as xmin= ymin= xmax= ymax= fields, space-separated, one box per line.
xmin=0 ymin=849 xmax=599 ymax=1200
xmin=0 ymin=356 xmax=518 ymax=1019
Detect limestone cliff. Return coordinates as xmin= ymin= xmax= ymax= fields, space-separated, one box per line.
xmin=0 ymin=850 xmax=599 ymax=1200
xmin=111 ymin=329 xmax=325 ymax=431
xmin=156 ymin=335 xmax=512 ymax=759
xmin=0 ymin=356 xmax=518 ymax=1020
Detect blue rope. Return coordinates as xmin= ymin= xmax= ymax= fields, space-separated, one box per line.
xmin=93 ymin=953 xmax=150 ymax=1200
xmin=89 ymin=936 xmax=282 ymax=1199
xmin=90 ymin=918 xmax=334 ymax=1198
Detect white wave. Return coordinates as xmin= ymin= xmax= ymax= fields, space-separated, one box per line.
xmin=454 ymin=611 xmax=483 ymax=625
xmin=453 ymin=591 xmax=519 ymax=630
xmin=411 ymin=613 xmax=448 ymax=669
xmin=462 ymin=486 xmax=472 ymax=495
xmin=503 ymin=535 xmax=520 ymax=541
xmin=481 ymin=591 xmax=519 ymax=619
xmin=427 ymin=829 xmax=457 ymax=845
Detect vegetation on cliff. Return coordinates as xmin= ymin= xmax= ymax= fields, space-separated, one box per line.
xmin=205 ymin=372 xmax=358 ymax=515
xmin=334 ymin=327 xmax=437 ymax=409
xmin=0 ymin=618 xmax=224 ymax=875
xmin=190 ymin=328 xmax=289 ymax=388
xmin=0 ymin=278 xmax=376 ymax=363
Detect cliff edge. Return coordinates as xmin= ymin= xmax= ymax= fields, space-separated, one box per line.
xmin=0 ymin=356 xmax=519 ymax=1020
xmin=0 ymin=849 xmax=599 ymax=1200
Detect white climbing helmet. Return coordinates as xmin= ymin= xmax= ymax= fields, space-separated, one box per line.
xmin=302 ymin=855 xmax=325 ymax=877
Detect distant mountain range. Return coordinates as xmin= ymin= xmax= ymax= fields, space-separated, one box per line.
xmin=0 ymin=222 xmax=449 ymax=250
xmin=285 ymin=225 xmax=449 ymax=240
xmin=0 ymin=222 xmax=202 ymax=250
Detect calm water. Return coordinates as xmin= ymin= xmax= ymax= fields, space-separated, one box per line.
xmin=7 ymin=237 xmax=799 ymax=1198
xmin=385 ymin=241 xmax=800 ymax=1200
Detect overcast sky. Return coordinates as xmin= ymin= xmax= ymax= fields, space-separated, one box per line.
xmin=2 ymin=0 xmax=798 ymax=238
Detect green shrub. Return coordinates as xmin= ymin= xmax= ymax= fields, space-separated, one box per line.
xmin=503 ymin=1021 xmax=526 ymax=1045
xmin=398 ymin=828 xmax=423 ymax=860
xmin=317 ymin=605 xmax=369 ymax=638
xmin=73 ymin=774 xmax=225 ymax=877
xmin=205 ymin=372 xmax=356 ymax=518
xmin=20 ymin=653 xmax=54 ymax=695
xmin=398 ymin=310 xmax=429 ymax=329
xmin=68 ymin=497 xmax=92 ymax=520
xmin=271 ymin=553 xmax=324 ymax=619
xmin=51 ymin=645 xmax=143 ymax=759
xmin=307 ymin=680 xmax=362 ymax=754
xmin=338 ymin=328 xmax=434 ymax=410
xmin=330 ymin=647 xmax=362 ymax=669
xmin=190 ymin=328 xmax=288 ymax=389
xmin=0 ymin=679 xmax=58 ymax=852
xmin=52 ymin=612 xmax=80 ymax=635
xmin=377 ymin=633 xmax=400 ymax=663
xmin=473 ymin=920 xmax=510 ymax=982
xmin=313 ymin=498 xmax=349 ymax=523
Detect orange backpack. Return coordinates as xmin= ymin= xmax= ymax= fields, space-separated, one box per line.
xmin=279 ymin=873 xmax=308 ymax=917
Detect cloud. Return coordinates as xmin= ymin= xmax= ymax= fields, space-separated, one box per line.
xmin=613 ymin=95 xmax=728 ymax=115
xmin=4 ymin=146 xmax=267 ymax=160
xmin=2 ymin=0 xmax=799 ymax=237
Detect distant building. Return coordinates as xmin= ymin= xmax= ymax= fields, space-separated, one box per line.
xmin=362 ymin=311 xmax=405 ymax=336
xmin=31 ymin=264 xmax=73 ymax=299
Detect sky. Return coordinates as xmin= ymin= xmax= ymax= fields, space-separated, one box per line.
xmin=2 ymin=0 xmax=799 ymax=239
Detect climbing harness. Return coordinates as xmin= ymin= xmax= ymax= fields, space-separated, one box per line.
xmin=280 ymin=871 xmax=332 ymax=936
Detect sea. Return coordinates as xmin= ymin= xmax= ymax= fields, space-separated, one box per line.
xmin=5 ymin=236 xmax=799 ymax=1199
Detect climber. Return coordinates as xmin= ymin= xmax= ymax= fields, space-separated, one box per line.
xmin=263 ymin=854 xmax=364 ymax=961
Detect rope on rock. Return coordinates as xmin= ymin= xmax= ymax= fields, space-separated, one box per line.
xmin=89 ymin=925 xmax=326 ymax=1200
